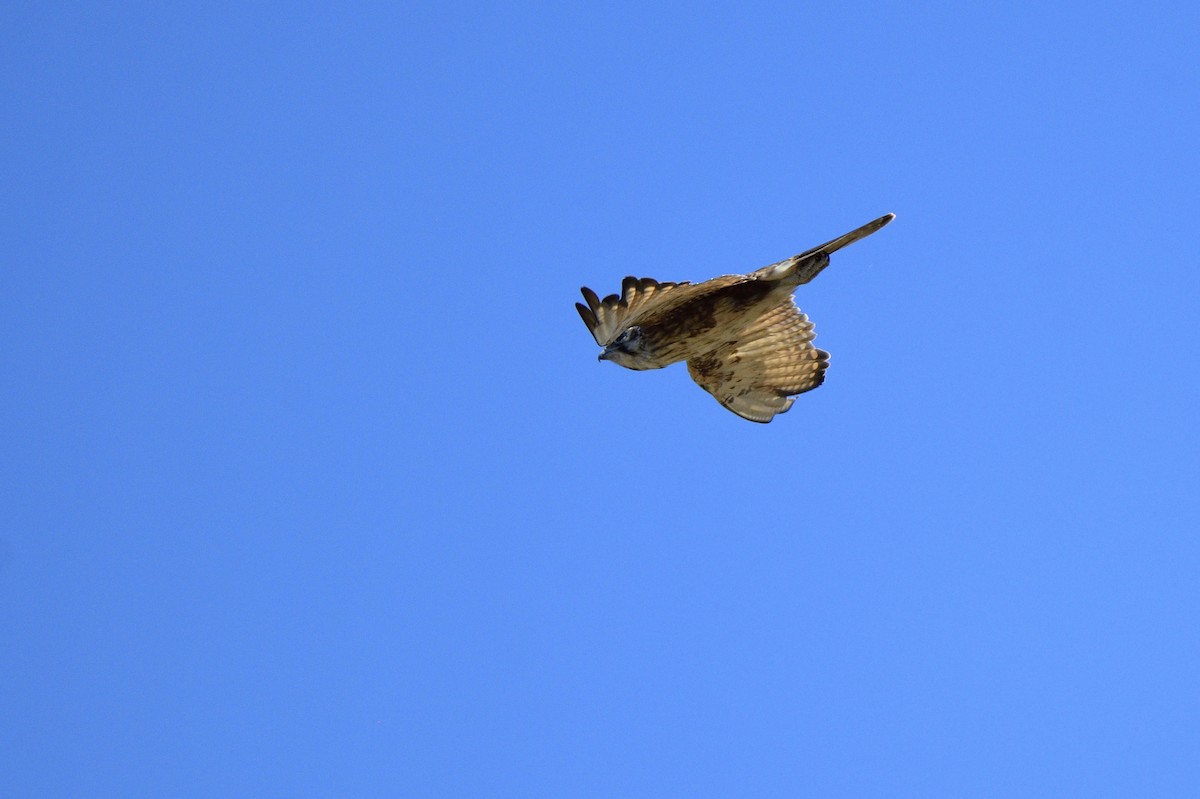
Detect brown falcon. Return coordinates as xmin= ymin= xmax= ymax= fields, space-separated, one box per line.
xmin=576 ymin=213 xmax=894 ymax=423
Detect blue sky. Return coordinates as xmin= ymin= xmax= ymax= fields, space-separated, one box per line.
xmin=3 ymin=2 xmax=1199 ymax=795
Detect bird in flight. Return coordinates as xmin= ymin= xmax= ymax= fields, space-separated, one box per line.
xmin=576 ymin=213 xmax=894 ymax=423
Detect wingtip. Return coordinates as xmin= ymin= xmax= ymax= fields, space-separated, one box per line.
xmin=580 ymin=286 xmax=601 ymax=312
xmin=808 ymin=212 xmax=897 ymax=257
xmin=868 ymin=212 xmax=896 ymax=233
xmin=576 ymin=301 xmax=597 ymax=330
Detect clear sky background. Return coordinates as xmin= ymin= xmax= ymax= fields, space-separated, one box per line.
xmin=3 ymin=2 xmax=1199 ymax=796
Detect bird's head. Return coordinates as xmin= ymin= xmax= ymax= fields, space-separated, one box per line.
xmin=599 ymin=326 xmax=657 ymax=370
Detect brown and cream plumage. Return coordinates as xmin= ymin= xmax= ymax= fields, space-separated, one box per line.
xmin=576 ymin=213 xmax=894 ymax=423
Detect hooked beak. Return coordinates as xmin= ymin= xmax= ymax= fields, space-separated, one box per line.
xmin=598 ymin=348 xmax=614 ymax=362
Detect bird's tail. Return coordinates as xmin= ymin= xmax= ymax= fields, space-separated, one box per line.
xmin=756 ymin=213 xmax=895 ymax=285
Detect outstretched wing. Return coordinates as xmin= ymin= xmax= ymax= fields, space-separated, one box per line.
xmin=749 ymin=213 xmax=896 ymax=286
xmin=686 ymin=298 xmax=829 ymax=423
xmin=576 ymin=277 xmax=691 ymax=346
